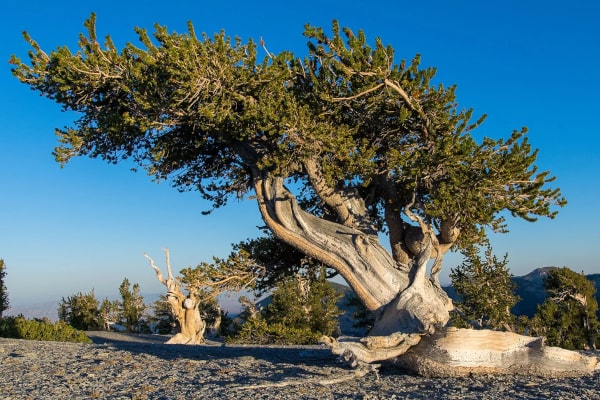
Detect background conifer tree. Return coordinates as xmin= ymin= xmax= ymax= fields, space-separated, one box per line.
xmin=450 ymin=244 xmax=519 ymax=331
xmin=58 ymin=290 xmax=102 ymax=330
xmin=99 ymin=298 xmax=121 ymax=331
xmin=149 ymin=295 xmax=177 ymax=334
xmin=531 ymin=267 xmax=599 ymax=350
xmin=0 ymin=259 xmax=9 ymax=317
xmin=230 ymin=267 xmax=341 ymax=344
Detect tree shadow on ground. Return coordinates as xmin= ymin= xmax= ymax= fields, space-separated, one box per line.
xmin=86 ymin=331 xmax=341 ymax=368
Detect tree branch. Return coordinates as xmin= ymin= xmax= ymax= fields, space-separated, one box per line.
xmin=331 ymin=82 xmax=384 ymax=101
xmin=143 ymin=252 xmax=167 ymax=285
xmin=303 ymin=158 xmax=375 ymax=234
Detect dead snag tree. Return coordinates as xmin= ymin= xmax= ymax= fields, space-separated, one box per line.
xmin=145 ymin=248 xmax=260 ymax=344
xmin=144 ymin=250 xmax=204 ymax=344
xmin=11 ymin=14 xmax=598 ymax=375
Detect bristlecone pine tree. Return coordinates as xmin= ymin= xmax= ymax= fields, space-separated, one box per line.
xmin=450 ymin=244 xmax=519 ymax=331
xmin=532 ymin=267 xmax=599 ymax=350
xmin=10 ymin=14 xmax=598 ymax=376
xmin=0 ymin=259 xmax=9 ymax=317
xmin=99 ymin=298 xmax=120 ymax=331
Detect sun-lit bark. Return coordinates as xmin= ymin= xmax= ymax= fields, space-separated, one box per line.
xmin=144 ymin=250 xmax=205 ymax=344
xmin=252 ymin=171 xmax=451 ymax=332
xmin=253 ymin=171 xmax=599 ymax=377
xmin=323 ymin=328 xmax=599 ymax=377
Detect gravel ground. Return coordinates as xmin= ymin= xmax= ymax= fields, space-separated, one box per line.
xmin=0 ymin=333 xmax=599 ymax=399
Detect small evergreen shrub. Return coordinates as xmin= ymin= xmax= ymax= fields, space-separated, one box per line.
xmin=0 ymin=316 xmax=18 ymax=337
xmin=226 ymin=315 xmax=322 ymax=345
xmin=0 ymin=316 xmax=92 ymax=343
xmin=227 ymin=271 xmax=341 ymax=345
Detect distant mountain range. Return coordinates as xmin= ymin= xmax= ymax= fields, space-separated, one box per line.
xmin=6 ymin=267 xmax=599 ymax=323
xmin=443 ymin=267 xmax=600 ymax=318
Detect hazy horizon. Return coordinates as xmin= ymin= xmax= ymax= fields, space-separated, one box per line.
xmin=8 ymin=266 xmax=599 ymax=323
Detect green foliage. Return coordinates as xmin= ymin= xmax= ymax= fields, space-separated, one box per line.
xmin=0 ymin=259 xmax=9 ymax=317
xmin=148 ymin=295 xmax=176 ymax=334
xmin=268 ymin=272 xmax=341 ymax=335
xmin=179 ymin=249 xmax=262 ymax=301
xmin=0 ymin=315 xmax=18 ymax=337
xmin=10 ymin=15 xmax=565 ymax=259
xmin=0 ymin=316 xmax=91 ymax=343
xmin=449 ymin=244 xmax=520 ymax=330
xmin=223 ymin=234 xmax=339 ymax=295
xmin=229 ymin=268 xmax=341 ymax=345
xmin=118 ymin=278 xmax=146 ymax=332
xmin=229 ymin=314 xmax=322 ymax=345
xmin=531 ymin=267 xmax=599 ymax=350
xmin=57 ymin=279 xmax=151 ymax=333
xmin=58 ymin=290 xmax=103 ymax=331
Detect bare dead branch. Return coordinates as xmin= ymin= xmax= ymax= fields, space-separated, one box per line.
xmin=143 ymin=252 xmax=167 ymax=285
xmin=331 ymin=82 xmax=384 ymax=101
xmin=162 ymin=247 xmax=175 ymax=281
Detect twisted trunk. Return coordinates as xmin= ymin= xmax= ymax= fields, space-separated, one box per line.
xmin=144 ymin=250 xmax=206 ymax=344
xmin=252 ymin=173 xmax=599 ymax=377
xmin=252 ymin=174 xmax=451 ymax=333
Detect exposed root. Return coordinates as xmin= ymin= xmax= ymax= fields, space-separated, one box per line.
xmin=320 ymin=334 xmax=419 ymax=367
xmin=323 ymin=328 xmax=600 ymax=378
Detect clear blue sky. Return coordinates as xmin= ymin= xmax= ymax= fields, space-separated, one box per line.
xmin=1 ymin=1 xmax=599 ymax=307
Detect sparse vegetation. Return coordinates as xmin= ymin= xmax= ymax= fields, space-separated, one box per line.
xmin=118 ymin=278 xmax=147 ymax=333
xmin=0 ymin=316 xmax=91 ymax=343
xmin=58 ymin=279 xmax=149 ymax=333
xmin=148 ymin=294 xmax=177 ymax=334
xmin=99 ymin=298 xmax=121 ymax=330
xmin=58 ymin=289 xmax=103 ymax=330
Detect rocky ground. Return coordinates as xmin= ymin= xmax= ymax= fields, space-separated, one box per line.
xmin=0 ymin=332 xmax=599 ymax=399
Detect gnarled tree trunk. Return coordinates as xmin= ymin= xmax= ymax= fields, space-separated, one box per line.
xmin=253 ymin=175 xmax=451 ymax=333
xmin=144 ymin=250 xmax=206 ymax=344
xmin=252 ymin=174 xmax=599 ymax=376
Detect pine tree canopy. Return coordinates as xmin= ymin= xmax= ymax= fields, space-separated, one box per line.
xmin=10 ymin=14 xmax=566 ymax=262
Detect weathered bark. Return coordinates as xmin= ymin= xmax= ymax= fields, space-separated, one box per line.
xmin=144 ymin=250 xmax=206 ymax=344
xmin=323 ymin=328 xmax=599 ymax=377
xmin=253 ymin=174 xmax=407 ymax=311
xmin=252 ymin=173 xmax=452 ymax=334
xmin=253 ymin=172 xmax=599 ymax=377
